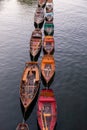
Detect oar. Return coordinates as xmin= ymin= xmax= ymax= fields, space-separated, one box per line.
xmin=43 ymin=113 xmax=48 ymax=130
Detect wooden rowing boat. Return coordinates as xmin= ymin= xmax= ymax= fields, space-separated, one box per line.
xmin=41 ymin=55 xmax=55 ymax=83
xmin=16 ymin=122 xmax=29 ymax=130
xmin=20 ymin=62 xmax=40 ymax=110
xmin=45 ymin=12 xmax=53 ymax=22
xmin=38 ymin=0 xmax=46 ymax=8
xmin=46 ymin=2 xmax=53 ymax=13
xmin=44 ymin=22 xmax=54 ymax=36
xmin=43 ymin=36 xmax=54 ymax=54
xmin=30 ymin=28 xmax=42 ymax=57
xmin=37 ymin=89 xmax=57 ymax=130
xmin=34 ymin=7 xmax=44 ymax=29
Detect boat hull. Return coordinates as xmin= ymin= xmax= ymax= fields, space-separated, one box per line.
xmin=44 ymin=22 xmax=54 ymax=36
xmin=29 ymin=29 xmax=42 ymax=58
xmin=30 ymin=39 xmax=42 ymax=57
xmin=37 ymin=89 xmax=57 ymax=130
xmin=34 ymin=7 xmax=44 ymax=29
xmin=20 ymin=62 xmax=40 ymax=110
xmin=46 ymin=2 xmax=53 ymax=13
xmin=43 ymin=36 xmax=55 ymax=54
xmin=41 ymin=54 xmax=55 ymax=83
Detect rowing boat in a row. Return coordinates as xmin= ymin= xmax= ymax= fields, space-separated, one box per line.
xmin=43 ymin=36 xmax=54 ymax=54
xmin=46 ymin=2 xmax=53 ymax=13
xmin=20 ymin=62 xmax=40 ymax=110
xmin=44 ymin=21 xmax=54 ymax=36
xmin=34 ymin=7 xmax=44 ymax=29
xmin=37 ymin=89 xmax=57 ymax=130
xmin=30 ymin=28 xmax=42 ymax=57
xmin=41 ymin=54 xmax=55 ymax=83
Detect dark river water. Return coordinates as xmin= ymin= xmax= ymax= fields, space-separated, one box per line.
xmin=0 ymin=0 xmax=87 ymax=129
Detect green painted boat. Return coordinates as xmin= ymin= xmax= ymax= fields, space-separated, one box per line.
xmin=44 ymin=22 xmax=54 ymax=36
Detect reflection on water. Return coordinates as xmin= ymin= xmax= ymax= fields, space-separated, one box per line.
xmin=0 ymin=0 xmax=87 ymax=130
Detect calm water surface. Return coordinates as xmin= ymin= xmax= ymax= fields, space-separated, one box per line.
xmin=0 ymin=0 xmax=87 ymax=129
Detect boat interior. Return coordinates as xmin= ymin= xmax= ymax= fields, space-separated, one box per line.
xmin=44 ymin=42 xmax=53 ymax=51
xmin=41 ymin=103 xmax=52 ymax=130
xmin=44 ymin=64 xmax=52 ymax=77
xmin=21 ymin=64 xmax=39 ymax=100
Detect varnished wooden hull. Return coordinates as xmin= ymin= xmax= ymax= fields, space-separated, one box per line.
xmin=43 ymin=36 xmax=54 ymax=54
xmin=34 ymin=7 xmax=44 ymax=29
xmin=41 ymin=55 xmax=55 ymax=83
xmin=16 ymin=123 xmax=29 ymax=130
xmin=20 ymin=62 xmax=40 ymax=110
xmin=30 ymin=38 xmax=42 ymax=57
xmin=37 ymin=89 xmax=57 ymax=130
xmin=30 ymin=29 xmax=42 ymax=57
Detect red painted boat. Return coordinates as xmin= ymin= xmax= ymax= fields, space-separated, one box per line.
xmin=37 ymin=89 xmax=57 ymax=130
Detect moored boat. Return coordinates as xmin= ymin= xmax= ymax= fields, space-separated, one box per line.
xmin=38 ymin=0 xmax=46 ymax=8
xmin=41 ymin=54 xmax=55 ymax=83
xmin=45 ymin=12 xmax=53 ymax=22
xmin=43 ymin=36 xmax=55 ymax=54
xmin=44 ymin=21 xmax=54 ymax=36
xmin=16 ymin=122 xmax=29 ymax=130
xmin=37 ymin=89 xmax=57 ymax=130
xmin=20 ymin=62 xmax=40 ymax=110
xmin=46 ymin=2 xmax=53 ymax=13
xmin=30 ymin=28 xmax=42 ymax=57
xmin=34 ymin=7 xmax=44 ymax=29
